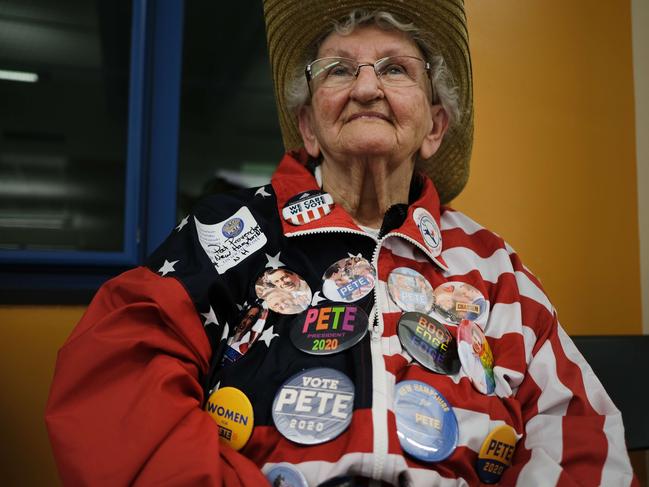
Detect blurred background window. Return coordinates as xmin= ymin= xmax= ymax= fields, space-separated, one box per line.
xmin=177 ymin=1 xmax=283 ymax=216
xmin=0 ymin=0 xmax=131 ymax=252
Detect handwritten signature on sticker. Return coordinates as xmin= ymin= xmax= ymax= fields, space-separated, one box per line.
xmin=195 ymin=207 xmax=267 ymax=274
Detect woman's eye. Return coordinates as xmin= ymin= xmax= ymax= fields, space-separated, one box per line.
xmin=327 ymin=64 xmax=353 ymax=77
xmin=383 ymin=64 xmax=407 ymax=76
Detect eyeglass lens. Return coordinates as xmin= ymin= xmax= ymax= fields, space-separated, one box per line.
xmin=308 ymin=56 xmax=427 ymax=90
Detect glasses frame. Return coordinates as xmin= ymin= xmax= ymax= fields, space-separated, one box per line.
xmin=304 ymin=55 xmax=435 ymax=100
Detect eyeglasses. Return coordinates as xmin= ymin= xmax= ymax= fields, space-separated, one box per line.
xmin=305 ymin=55 xmax=431 ymax=94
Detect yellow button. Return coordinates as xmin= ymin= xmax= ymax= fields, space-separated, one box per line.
xmin=205 ymin=387 xmax=254 ymax=451
xmin=476 ymin=424 xmax=518 ymax=484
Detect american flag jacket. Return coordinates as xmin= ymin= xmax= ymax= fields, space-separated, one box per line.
xmin=46 ymin=151 xmax=636 ymax=486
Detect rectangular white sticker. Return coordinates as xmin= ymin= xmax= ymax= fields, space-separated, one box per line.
xmin=194 ymin=207 xmax=267 ymax=274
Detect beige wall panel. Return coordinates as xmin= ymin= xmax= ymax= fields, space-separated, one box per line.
xmin=457 ymin=0 xmax=642 ymax=334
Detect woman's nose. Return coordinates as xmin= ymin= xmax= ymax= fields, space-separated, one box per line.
xmin=349 ymin=65 xmax=384 ymax=102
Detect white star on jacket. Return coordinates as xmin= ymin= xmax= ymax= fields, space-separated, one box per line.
xmin=311 ymin=291 xmax=326 ymax=306
xmin=255 ymin=186 xmax=271 ymax=198
xmin=158 ymin=259 xmax=179 ymax=276
xmin=201 ymin=306 xmax=219 ymax=326
xmin=265 ymin=251 xmax=285 ymax=269
xmin=259 ymin=325 xmax=278 ymax=347
xmin=175 ymin=215 xmax=189 ymax=231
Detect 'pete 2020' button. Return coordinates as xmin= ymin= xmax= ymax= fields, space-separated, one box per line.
xmin=205 ymin=387 xmax=254 ymax=451
xmin=387 ymin=267 xmax=434 ymax=313
xmin=290 ymin=305 xmax=368 ymax=355
xmin=394 ymin=380 xmax=458 ymax=462
xmin=265 ymin=462 xmax=309 ymax=487
xmin=457 ymin=319 xmax=496 ymax=395
xmin=272 ymin=367 xmax=354 ymax=445
xmin=476 ymin=425 xmax=518 ymax=483
xmin=398 ymin=312 xmax=460 ymax=375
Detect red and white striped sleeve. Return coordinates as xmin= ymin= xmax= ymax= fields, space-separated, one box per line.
xmin=504 ymin=250 xmax=637 ymax=486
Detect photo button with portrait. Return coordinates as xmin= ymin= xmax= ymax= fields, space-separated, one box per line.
xmin=255 ymin=268 xmax=312 ymax=315
xmin=431 ymin=281 xmax=489 ymax=325
xmin=321 ymin=256 xmax=376 ymax=303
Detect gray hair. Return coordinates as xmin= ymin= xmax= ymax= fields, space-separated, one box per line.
xmin=285 ymin=10 xmax=461 ymax=126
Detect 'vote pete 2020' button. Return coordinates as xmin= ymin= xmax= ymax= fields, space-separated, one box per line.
xmin=205 ymin=387 xmax=254 ymax=451
xmin=290 ymin=305 xmax=368 ymax=355
xmin=272 ymin=368 xmax=354 ymax=445
xmin=398 ymin=312 xmax=460 ymax=375
xmin=394 ymin=380 xmax=458 ymax=463
xmin=476 ymin=425 xmax=518 ymax=483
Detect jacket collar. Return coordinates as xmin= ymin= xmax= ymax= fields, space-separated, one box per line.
xmin=271 ymin=150 xmax=448 ymax=270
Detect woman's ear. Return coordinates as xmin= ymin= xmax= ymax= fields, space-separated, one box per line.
xmin=419 ymin=105 xmax=449 ymax=160
xmin=298 ymin=105 xmax=321 ymax=158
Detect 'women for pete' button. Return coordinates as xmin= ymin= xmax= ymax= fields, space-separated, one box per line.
xmin=205 ymin=387 xmax=254 ymax=451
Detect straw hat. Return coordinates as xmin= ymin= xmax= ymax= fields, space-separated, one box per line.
xmin=263 ymin=0 xmax=473 ymax=203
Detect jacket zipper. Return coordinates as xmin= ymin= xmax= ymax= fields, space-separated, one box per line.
xmin=287 ymin=226 xmax=390 ymax=482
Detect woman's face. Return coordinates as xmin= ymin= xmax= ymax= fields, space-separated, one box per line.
xmin=298 ymin=25 xmax=446 ymax=164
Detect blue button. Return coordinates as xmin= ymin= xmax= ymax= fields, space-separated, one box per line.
xmin=394 ymin=380 xmax=458 ymax=462
xmin=265 ymin=462 xmax=308 ymax=487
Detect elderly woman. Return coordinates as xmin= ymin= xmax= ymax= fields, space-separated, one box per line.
xmin=46 ymin=1 xmax=635 ymax=486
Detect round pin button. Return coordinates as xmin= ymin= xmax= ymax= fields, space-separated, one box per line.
xmin=394 ymin=380 xmax=458 ymax=462
xmin=457 ymin=319 xmax=495 ymax=395
xmin=397 ymin=312 xmax=460 ymax=374
xmin=256 ymin=268 xmax=312 ymax=315
xmin=413 ymin=207 xmax=442 ymax=256
xmin=290 ymin=305 xmax=368 ymax=355
xmin=223 ymin=305 xmax=268 ymax=365
xmin=282 ymin=190 xmax=334 ymax=226
xmin=387 ymin=267 xmax=434 ymax=313
xmin=205 ymin=387 xmax=254 ymax=451
xmin=476 ymin=425 xmax=518 ymax=484
xmin=272 ymin=367 xmax=355 ymax=445
xmin=322 ymin=256 xmax=376 ymax=303
xmin=265 ymin=463 xmax=309 ymax=487
xmin=431 ymin=281 xmax=488 ymax=325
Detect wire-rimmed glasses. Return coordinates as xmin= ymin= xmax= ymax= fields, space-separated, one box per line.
xmin=305 ymin=55 xmax=431 ymax=95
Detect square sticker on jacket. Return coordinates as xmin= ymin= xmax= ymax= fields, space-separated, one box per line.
xmin=194 ymin=207 xmax=267 ymax=274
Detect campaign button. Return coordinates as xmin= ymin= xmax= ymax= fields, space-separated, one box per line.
xmin=476 ymin=425 xmax=518 ymax=484
xmin=322 ymin=256 xmax=376 ymax=303
xmin=387 ymin=267 xmax=434 ymax=313
xmin=457 ymin=319 xmax=495 ymax=395
xmin=398 ymin=312 xmax=460 ymax=374
xmin=431 ymin=281 xmax=489 ymax=325
xmin=255 ymin=268 xmax=312 ymax=315
xmin=413 ymin=207 xmax=442 ymax=256
xmin=282 ymin=190 xmax=334 ymax=225
xmin=272 ymin=367 xmax=355 ymax=445
xmin=205 ymin=387 xmax=254 ymax=451
xmin=394 ymin=380 xmax=458 ymax=462
xmin=265 ymin=463 xmax=308 ymax=487
xmin=222 ymin=305 xmax=268 ymax=365
xmin=290 ymin=305 xmax=368 ymax=355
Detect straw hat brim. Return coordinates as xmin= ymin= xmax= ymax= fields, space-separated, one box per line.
xmin=263 ymin=0 xmax=473 ymax=203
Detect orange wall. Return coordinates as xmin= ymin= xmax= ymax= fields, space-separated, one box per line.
xmin=0 ymin=306 xmax=81 ymax=486
xmin=456 ymin=0 xmax=642 ymax=335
